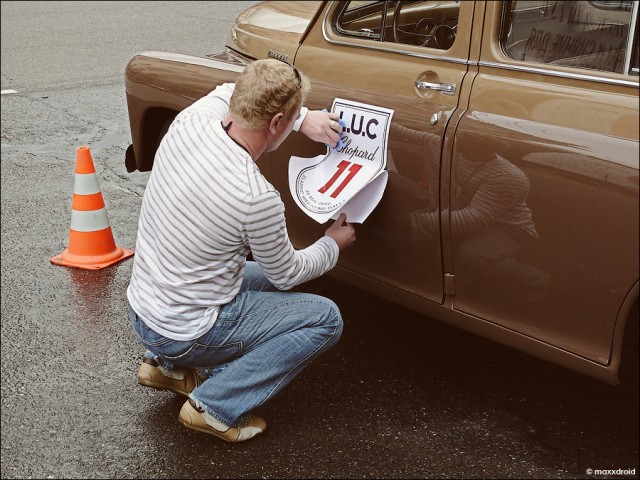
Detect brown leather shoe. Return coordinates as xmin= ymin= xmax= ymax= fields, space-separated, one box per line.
xmin=178 ymin=399 xmax=267 ymax=443
xmin=137 ymin=358 xmax=199 ymax=396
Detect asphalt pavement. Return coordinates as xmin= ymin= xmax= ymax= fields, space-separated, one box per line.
xmin=1 ymin=2 xmax=638 ymax=479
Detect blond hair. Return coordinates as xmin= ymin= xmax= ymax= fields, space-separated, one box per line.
xmin=229 ymin=59 xmax=310 ymax=129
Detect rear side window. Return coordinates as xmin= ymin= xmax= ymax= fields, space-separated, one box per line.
xmin=501 ymin=0 xmax=638 ymax=74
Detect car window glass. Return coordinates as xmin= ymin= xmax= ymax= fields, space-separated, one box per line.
xmin=334 ymin=0 xmax=460 ymax=50
xmin=501 ymin=0 xmax=636 ymax=74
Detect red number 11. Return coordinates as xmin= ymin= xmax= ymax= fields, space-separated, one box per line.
xmin=318 ymin=160 xmax=363 ymax=198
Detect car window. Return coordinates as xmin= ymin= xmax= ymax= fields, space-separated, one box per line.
xmin=501 ymin=0 xmax=638 ymax=74
xmin=334 ymin=0 xmax=460 ymax=50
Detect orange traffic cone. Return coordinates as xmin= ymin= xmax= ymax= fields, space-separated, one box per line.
xmin=51 ymin=146 xmax=134 ymax=270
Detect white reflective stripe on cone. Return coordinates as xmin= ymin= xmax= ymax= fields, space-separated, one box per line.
xmin=73 ymin=173 xmax=102 ymax=195
xmin=70 ymin=208 xmax=111 ymax=232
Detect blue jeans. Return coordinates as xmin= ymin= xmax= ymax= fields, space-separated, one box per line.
xmin=129 ymin=262 xmax=343 ymax=427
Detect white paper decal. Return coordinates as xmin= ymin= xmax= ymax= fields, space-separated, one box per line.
xmin=289 ymin=99 xmax=394 ymax=224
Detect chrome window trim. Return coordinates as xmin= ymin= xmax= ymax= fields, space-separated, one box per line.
xmin=623 ymin=1 xmax=639 ymax=75
xmin=321 ymin=34 xmax=469 ymax=64
xmin=478 ymin=60 xmax=640 ymax=88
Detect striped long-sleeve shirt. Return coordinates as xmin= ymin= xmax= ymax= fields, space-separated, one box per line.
xmin=127 ymin=83 xmax=339 ymax=341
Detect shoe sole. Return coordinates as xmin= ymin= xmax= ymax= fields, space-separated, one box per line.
xmin=137 ymin=363 xmax=193 ymax=397
xmin=178 ymin=404 xmax=242 ymax=443
xmin=138 ymin=378 xmax=190 ymax=396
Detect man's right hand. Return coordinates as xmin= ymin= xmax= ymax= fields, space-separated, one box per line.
xmin=325 ymin=213 xmax=356 ymax=251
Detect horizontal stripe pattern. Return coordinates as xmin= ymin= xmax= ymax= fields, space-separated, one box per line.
xmin=74 ymin=172 xmax=101 ymax=195
xmin=127 ymin=83 xmax=339 ymax=341
xmin=72 ymin=192 xmax=105 ymax=211
xmin=70 ymin=208 xmax=110 ymax=232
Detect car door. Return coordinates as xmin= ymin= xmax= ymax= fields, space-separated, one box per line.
xmin=265 ymin=0 xmax=477 ymax=304
xmin=451 ymin=0 xmax=639 ymax=364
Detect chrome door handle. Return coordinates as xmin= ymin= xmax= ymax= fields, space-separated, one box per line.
xmin=415 ymin=81 xmax=456 ymax=95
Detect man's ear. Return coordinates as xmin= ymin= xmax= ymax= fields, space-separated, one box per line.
xmin=269 ymin=112 xmax=285 ymax=134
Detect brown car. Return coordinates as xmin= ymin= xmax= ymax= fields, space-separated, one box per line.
xmin=124 ymin=1 xmax=639 ymax=385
